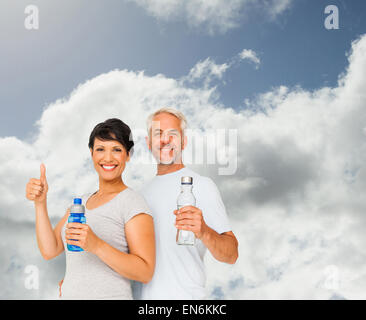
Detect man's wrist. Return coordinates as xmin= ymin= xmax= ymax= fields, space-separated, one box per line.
xmin=199 ymin=223 xmax=211 ymax=242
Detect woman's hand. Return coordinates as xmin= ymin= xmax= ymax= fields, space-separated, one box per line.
xmin=65 ymin=223 xmax=101 ymax=254
xmin=26 ymin=163 xmax=48 ymax=204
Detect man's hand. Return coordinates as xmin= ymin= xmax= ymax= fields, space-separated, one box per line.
xmin=174 ymin=206 xmax=208 ymax=239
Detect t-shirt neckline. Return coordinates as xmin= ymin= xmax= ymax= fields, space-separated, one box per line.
xmin=155 ymin=167 xmax=189 ymax=178
xmin=85 ymin=187 xmax=129 ymax=211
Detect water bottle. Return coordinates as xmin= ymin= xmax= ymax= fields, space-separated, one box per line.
xmin=67 ymin=198 xmax=86 ymax=252
xmin=176 ymin=176 xmax=196 ymax=245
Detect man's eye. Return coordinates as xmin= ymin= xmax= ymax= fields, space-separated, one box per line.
xmin=96 ymin=148 xmax=104 ymax=151
xmin=114 ymin=149 xmax=122 ymax=152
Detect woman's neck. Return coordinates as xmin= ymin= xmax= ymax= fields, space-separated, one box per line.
xmin=97 ymin=177 xmax=127 ymax=194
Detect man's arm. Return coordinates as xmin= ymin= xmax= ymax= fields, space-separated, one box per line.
xmin=174 ymin=206 xmax=238 ymax=264
xmin=201 ymin=229 xmax=238 ymax=264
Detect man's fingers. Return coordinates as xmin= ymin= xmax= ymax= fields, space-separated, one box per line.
xmin=175 ymin=212 xmax=199 ymax=221
xmin=177 ymin=206 xmax=196 ymax=213
xmin=175 ymin=219 xmax=195 ymax=226
xmin=176 ymin=224 xmax=194 ymax=231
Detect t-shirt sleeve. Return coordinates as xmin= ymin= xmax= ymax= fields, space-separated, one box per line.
xmin=123 ymin=190 xmax=153 ymax=224
xmin=199 ymin=177 xmax=231 ymax=234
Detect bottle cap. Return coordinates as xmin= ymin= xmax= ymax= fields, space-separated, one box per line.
xmin=73 ymin=198 xmax=82 ymax=205
xmin=181 ymin=176 xmax=193 ymax=184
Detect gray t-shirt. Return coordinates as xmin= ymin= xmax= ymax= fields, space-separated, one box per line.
xmin=60 ymin=188 xmax=152 ymax=300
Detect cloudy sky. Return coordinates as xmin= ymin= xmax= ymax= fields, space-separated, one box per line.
xmin=1 ymin=0 xmax=366 ymax=299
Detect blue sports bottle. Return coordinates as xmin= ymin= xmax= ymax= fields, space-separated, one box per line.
xmin=67 ymin=198 xmax=86 ymax=252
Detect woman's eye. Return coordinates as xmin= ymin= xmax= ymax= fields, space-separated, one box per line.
xmin=96 ymin=148 xmax=104 ymax=152
xmin=114 ymin=149 xmax=122 ymax=152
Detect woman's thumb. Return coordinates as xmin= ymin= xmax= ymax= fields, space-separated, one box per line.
xmin=40 ymin=163 xmax=47 ymax=183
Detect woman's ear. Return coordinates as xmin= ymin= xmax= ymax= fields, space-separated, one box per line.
xmin=90 ymin=148 xmax=93 ymax=156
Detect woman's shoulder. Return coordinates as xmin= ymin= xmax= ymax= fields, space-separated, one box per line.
xmin=80 ymin=192 xmax=95 ymax=204
xmin=118 ymin=188 xmax=152 ymax=218
xmin=119 ymin=187 xmax=149 ymax=204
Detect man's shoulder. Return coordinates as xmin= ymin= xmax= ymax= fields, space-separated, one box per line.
xmin=139 ymin=178 xmax=156 ymax=196
xmin=183 ymin=167 xmax=218 ymax=191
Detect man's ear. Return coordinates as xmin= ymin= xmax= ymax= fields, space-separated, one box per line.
xmin=145 ymin=136 xmax=152 ymax=151
xmin=89 ymin=148 xmax=93 ymax=156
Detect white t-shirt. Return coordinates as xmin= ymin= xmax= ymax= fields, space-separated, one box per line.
xmin=136 ymin=166 xmax=231 ymax=300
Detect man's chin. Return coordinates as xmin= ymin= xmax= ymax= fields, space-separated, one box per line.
xmin=158 ymin=158 xmax=175 ymax=165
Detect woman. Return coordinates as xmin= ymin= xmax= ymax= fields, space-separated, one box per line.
xmin=25 ymin=118 xmax=155 ymax=299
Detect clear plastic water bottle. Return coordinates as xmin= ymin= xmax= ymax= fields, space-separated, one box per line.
xmin=67 ymin=198 xmax=86 ymax=252
xmin=176 ymin=176 xmax=196 ymax=246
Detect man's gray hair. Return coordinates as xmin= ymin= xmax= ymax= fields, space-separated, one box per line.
xmin=146 ymin=107 xmax=187 ymax=137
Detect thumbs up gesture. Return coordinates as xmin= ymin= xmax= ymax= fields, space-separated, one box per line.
xmin=26 ymin=163 xmax=49 ymax=203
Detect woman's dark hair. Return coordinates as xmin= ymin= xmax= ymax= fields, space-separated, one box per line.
xmin=88 ymin=118 xmax=134 ymax=155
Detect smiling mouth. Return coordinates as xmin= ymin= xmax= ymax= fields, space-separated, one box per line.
xmin=100 ymin=165 xmax=118 ymax=171
xmin=160 ymin=146 xmax=174 ymax=152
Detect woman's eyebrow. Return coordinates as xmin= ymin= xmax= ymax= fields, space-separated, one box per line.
xmin=94 ymin=144 xmax=122 ymax=148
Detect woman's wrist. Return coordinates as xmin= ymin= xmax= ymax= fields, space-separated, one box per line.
xmin=93 ymin=237 xmax=104 ymax=256
xmin=34 ymin=199 xmax=47 ymax=210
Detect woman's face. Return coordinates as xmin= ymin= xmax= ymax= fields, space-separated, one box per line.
xmin=90 ymin=137 xmax=130 ymax=182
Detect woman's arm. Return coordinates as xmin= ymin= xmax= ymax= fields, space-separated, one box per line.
xmin=35 ymin=202 xmax=68 ymax=260
xmin=66 ymin=213 xmax=155 ymax=283
xmin=26 ymin=164 xmax=67 ymax=260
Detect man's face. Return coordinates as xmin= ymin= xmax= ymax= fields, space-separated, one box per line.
xmin=147 ymin=113 xmax=186 ymax=165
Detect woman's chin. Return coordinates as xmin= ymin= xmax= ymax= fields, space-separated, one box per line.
xmin=98 ymin=170 xmax=122 ymax=181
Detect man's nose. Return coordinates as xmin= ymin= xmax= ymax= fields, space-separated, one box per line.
xmin=161 ymin=133 xmax=172 ymax=144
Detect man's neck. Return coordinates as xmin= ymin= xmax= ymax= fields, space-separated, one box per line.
xmin=157 ymin=163 xmax=185 ymax=176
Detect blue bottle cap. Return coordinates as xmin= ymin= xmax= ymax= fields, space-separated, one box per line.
xmin=73 ymin=198 xmax=82 ymax=205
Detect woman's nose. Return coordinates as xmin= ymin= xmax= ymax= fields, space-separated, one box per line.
xmin=103 ymin=151 xmax=113 ymax=161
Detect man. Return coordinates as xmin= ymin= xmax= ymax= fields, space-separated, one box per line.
xmin=134 ymin=107 xmax=238 ymax=299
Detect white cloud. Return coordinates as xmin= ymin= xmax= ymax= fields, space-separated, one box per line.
xmin=239 ymin=49 xmax=261 ymax=69
xmin=181 ymin=49 xmax=260 ymax=88
xmin=127 ymin=0 xmax=293 ymax=34
xmin=2 ymin=34 xmax=366 ymax=299
xmin=181 ymin=57 xmax=230 ymax=88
